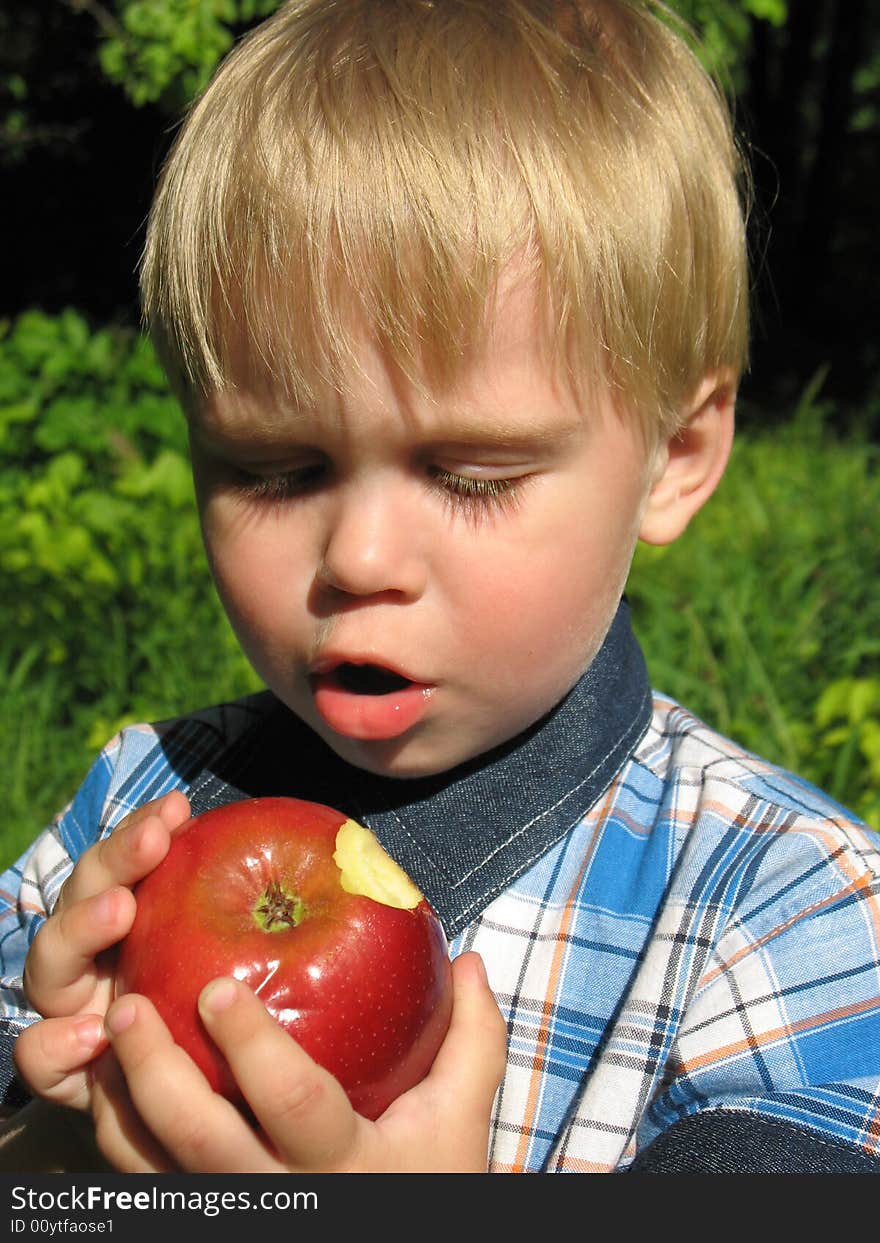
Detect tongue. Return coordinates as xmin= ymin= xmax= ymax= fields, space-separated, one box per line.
xmin=337 ymin=664 xmax=411 ymax=695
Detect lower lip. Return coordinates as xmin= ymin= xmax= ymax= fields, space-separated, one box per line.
xmin=310 ymin=675 xmax=434 ymax=741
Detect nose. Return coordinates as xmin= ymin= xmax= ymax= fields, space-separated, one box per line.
xmin=316 ymin=482 xmax=427 ymax=601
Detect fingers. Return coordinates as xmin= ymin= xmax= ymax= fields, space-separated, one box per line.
xmin=24 ymin=887 xmax=136 ymax=1016
xmin=89 ymin=1047 xmax=178 ymax=1174
xmin=99 ymin=956 xmax=506 ymax=1175
xmin=13 ymin=1015 xmax=107 ymax=1109
xmin=197 ymin=978 xmax=364 ymax=1170
xmin=57 ymin=791 xmax=190 ymax=912
xmin=24 ymin=793 xmax=191 ymax=1018
xmin=98 ymin=994 xmax=280 ymax=1173
xmin=195 ymin=959 xmax=505 ymax=1173
xmin=102 ymin=983 xmax=365 ymax=1173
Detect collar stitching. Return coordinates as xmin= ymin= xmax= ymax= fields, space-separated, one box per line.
xmin=366 ymin=683 xmax=653 ymax=890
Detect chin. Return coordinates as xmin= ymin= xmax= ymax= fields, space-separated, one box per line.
xmin=303 ymin=718 xmax=477 ymax=780
xmin=328 ymin=718 xmax=540 ymax=782
xmin=329 ymin=736 xmax=466 ymax=781
xmin=285 ymin=685 xmax=566 ymax=781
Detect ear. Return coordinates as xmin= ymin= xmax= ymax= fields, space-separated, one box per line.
xmin=638 ymin=373 xmax=736 ymax=547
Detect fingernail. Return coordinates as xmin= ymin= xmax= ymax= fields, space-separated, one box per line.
xmin=105 ymin=999 xmax=136 ymax=1037
xmin=200 ymin=978 xmax=237 ymax=1016
xmin=73 ymin=1015 xmax=104 ymax=1050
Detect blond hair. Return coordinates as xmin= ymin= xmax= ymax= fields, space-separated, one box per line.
xmin=141 ymin=0 xmax=750 ymax=435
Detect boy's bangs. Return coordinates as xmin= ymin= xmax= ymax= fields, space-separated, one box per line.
xmin=163 ymin=135 xmax=533 ymax=404
xmin=142 ymin=0 xmax=749 ymax=429
xmin=142 ymin=6 xmax=545 ymax=404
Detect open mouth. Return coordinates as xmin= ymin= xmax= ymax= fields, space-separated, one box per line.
xmin=334 ymin=663 xmax=412 ymax=696
xmin=310 ymin=659 xmax=432 ymax=739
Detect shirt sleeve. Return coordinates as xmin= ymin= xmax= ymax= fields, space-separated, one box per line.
xmin=632 ymin=808 xmax=880 ymax=1171
xmin=628 ymin=1108 xmax=880 ymax=1173
xmin=0 ymin=742 xmax=119 ymax=1104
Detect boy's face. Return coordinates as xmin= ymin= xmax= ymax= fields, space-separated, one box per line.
xmin=188 ymin=282 xmax=665 ymax=779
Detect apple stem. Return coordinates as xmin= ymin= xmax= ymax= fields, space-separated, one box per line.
xmin=253 ymin=879 xmax=304 ymax=932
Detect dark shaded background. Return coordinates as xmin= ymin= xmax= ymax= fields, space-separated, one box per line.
xmin=4 ymin=0 xmax=879 ymax=429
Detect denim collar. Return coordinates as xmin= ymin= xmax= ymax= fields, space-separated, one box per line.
xmin=186 ymin=599 xmax=651 ymax=936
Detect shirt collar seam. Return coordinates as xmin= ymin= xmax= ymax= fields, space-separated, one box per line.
xmin=376 ymin=682 xmax=653 ymax=890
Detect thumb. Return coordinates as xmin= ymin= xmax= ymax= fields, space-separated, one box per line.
xmin=427 ymin=951 xmax=507 ymax=1116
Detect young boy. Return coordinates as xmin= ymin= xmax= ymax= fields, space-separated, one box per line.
xmin=2 ymin=0 xmax=879 ymax=1174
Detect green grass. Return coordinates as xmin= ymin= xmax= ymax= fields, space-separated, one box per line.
xmin=0 ymin=594 xmax=261 ymax=872
xmin=627 ymin=392 xmax=880 ymax=825
xmin=0 ymin=312 xmax=262 ymax=867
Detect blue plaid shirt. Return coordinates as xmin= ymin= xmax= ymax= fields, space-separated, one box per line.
xmin=2 ymin=681 xmax=879 ymax=1172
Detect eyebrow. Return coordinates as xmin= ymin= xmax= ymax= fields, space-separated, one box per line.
xmin=421 ymin=418 xmax=583 ymax=452
xmin=194 ymin=406 xmax=584 ymax=455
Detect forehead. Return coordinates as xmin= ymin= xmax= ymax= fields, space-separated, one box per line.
xmin=193 ymin=274 xmax=601 ymax=446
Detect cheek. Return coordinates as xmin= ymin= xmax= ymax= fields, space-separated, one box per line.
xmin=451 ymin=496 xmax=643 ymax=682
xmin=199 ymin=506 xmax=308 ymax=632
xmin=477 ymin=553 xmax=608 ymax=648
xmin=471 ymin=514 xmax=636 ymax=623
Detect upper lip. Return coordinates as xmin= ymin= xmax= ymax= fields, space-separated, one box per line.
xmin=309 ymin=653 xmax=430 ymax=685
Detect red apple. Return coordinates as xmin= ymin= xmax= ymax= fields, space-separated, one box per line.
xmin=115 ymin=797 xmax=453 ymax=1120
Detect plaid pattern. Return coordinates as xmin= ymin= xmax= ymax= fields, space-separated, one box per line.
xmin=2 ymin=692 xmax=879 ymax=1171
xmin=456 ymin=696 xmax=880 ymax=1171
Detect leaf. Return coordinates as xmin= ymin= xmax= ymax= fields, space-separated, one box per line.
xmin=860 ymin=721 xmax=880 ymax=780
xmin=34 ymin=398 xmax=108 ymax=456
xmin=116 ymin=449 xmax=194 ymax=506
xmin=72 ymin=491 xmax=133 ymax=536
xmin=815 ymin=677 xmax=880 ymax=728
xmin=815 ymin=678 xmax=857 ymax=729
xmin=9 ymin=311 xmax=61 ymax=370
xmin=745 ymin=0 xmax=788 ymax=26
xmin=0 ymin=401 xmax=38 ymax=436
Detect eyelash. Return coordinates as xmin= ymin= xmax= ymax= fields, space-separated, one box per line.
xmin=231 ymin=465 xmax=525 ymax=516
xmin=231 ymin=465 xmax=324 ymax=504
xmin=427 ymin=469 xmax=523 ymax=517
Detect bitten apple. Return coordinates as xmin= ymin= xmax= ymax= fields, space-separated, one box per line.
xmin=115 ymin=797 xmax=453 ymax=1120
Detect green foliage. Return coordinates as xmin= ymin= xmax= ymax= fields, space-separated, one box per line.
xmin=852 ymin=46 xmax=880 ymax=133
xmin=814 ymin=678 xmax=880 ymax=829
xmin=85 ymin=0 xmax=790 ymax=111
xmin=628 ymin=375 xmax=880 ymax=827
xmin=0 ymin=311 xmax=260 ymax=860
xmin=98 ymin=0 xmax=282 ymax=108
xmin=666 ymin=0 xmax=787 ymax=85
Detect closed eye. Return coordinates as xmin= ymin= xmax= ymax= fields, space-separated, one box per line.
xmin=231 ymin=463 xmax=327 ymax=503
xmin=428 ymin=468 xmax=527 ymax=518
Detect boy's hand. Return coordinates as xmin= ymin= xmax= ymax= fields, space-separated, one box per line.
xmin=14 ymin=791 xmax=191 ymax=1110
xmin=93 ymin=951 xmax=506 ymax=1172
